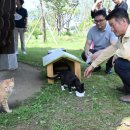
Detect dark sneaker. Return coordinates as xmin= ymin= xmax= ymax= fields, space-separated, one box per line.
xmin=116 ymin=87 xmax=130 ymax=94
xmin=106 ymin=68 xmax=112 ymax=74
xmin=93 ymin=66 xmax=101 ymax=72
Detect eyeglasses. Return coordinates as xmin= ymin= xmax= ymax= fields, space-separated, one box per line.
xmin=94 ymin=19 xmax=105 ymax=23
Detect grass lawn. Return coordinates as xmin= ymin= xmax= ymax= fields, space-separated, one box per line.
xmin=0 ymin=34 xmax=130 ymax=130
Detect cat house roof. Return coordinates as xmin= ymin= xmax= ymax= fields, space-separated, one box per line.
xmin=43 ymin=49 xmax=82 ymax=66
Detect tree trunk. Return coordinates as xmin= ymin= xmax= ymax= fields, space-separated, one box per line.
xmin=0 ymin=0 xmax=17 ymax=70
xmin=57 ymin=13 xmax=62 ymax=36
xmin=40 ymin=0 xmax=46 ymax=43
xmin=0 ymin=0 xmax=15 ymax=54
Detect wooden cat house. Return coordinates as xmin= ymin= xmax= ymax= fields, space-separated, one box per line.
xmin=43 ymin=49 xmax=82 ymax=84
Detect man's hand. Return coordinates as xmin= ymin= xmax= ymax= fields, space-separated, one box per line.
xmin=84 ymin=65 xmax=94 ymax=78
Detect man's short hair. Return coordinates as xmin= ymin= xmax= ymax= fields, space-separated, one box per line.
xmin=106 ymin=8 xmax=129 ymax=23
xmin=94 ymin=10 xmax=107 ymax=18
xmin=19 ymin=0 xmax=24 ymax=5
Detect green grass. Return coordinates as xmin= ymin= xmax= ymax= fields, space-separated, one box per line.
xmin=0 ymin=34 xmax=130 ymax=130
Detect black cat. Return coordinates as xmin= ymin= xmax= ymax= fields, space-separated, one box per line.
xmin=47 ymin=71 xmax=84 ymax=93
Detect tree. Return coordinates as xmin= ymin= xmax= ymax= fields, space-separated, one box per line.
xmin=43 ymin=0 xmax=79 ymax=35
xmin=40 ymin=0 xmax=47 ymax=42
xmin=62 ymin=0 xmax=79 ymax=34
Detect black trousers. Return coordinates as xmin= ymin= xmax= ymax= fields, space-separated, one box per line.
xmin=81 ymin=49 xmax=113 ymax=69
xmin=114 ymin=58 xmax=130 ymax=92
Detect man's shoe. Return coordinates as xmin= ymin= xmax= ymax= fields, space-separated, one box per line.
xmin=120 ymin=95 xmax=130 ymax=103
xmin=93 ymin=66 xmax=101 ymax=72
xmin=106 ymin=68 xmax=112 ymax=74
xmin=116 ymin=87 xmax=125 ymax=92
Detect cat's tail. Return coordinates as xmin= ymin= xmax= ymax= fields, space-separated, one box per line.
xmin=46 ymin=74 xmax=60 ymax=80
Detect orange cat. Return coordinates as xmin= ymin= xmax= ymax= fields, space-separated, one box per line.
xmin=0 ymin=78 xmax=14 ymax=113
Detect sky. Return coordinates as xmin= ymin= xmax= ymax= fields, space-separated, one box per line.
xmin=24 ymin=0 xmax=130 ymax=11
xmin=24 ymin=0 xmax=39 ymax=11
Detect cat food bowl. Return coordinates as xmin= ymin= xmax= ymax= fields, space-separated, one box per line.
xmin=75 ymin=91 xmax=85 ymax=97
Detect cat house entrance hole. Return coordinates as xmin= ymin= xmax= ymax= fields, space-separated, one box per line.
xmin=53 ymin=59 xmax=71 ymax=74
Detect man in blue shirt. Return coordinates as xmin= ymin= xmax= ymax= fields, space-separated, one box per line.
xmin=14 ymin=0 xmax=28 ymax=54
xmin=81 ymin=10 xmax=118 ymax=74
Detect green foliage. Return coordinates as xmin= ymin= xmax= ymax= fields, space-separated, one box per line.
xmin=44 ymin=0 xmax=68 ymax=12
xmin=33 ymin=28 xmax=42 ymax=39
xmin=64 ymin=31 xmax=72 ymax=36
xmin=28 ymin=19 xmax=42 ymax=39
xmin=79 ymin=16 xmax=93 ymax=31
xmin=43 ymin=0 xmax=79 ymax=35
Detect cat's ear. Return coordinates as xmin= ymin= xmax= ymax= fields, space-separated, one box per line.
xmin=10 ymin=78 xmax=14 ymax=82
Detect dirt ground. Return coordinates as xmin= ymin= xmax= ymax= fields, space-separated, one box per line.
xmin=0 ymin=62 xmax=43 ymax=107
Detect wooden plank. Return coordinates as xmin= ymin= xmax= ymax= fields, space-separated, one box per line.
xmin=74 ymin=62 xmax=81 ymax=80
xmin=47 ymin=64 xmax=54 ymax=84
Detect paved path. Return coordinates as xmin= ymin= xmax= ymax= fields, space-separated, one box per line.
xmin=0 ymin=62 xmax=43 ymax=107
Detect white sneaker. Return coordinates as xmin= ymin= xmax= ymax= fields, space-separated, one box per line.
xmin=23 ymin=51 xmax=26 ymax=54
